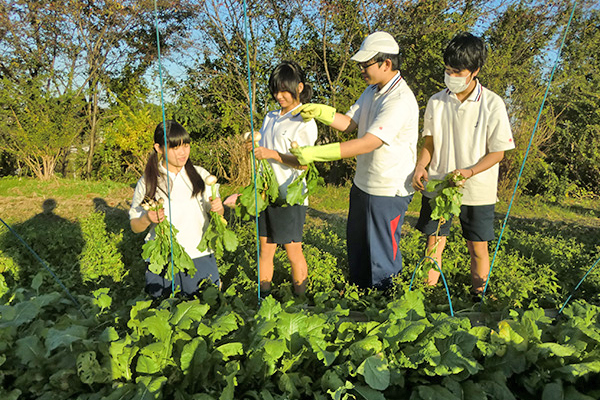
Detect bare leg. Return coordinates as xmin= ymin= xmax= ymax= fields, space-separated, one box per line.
xmin=467 ymin=240 xmax=490 ymax=294
xmin=283 ymin=241 xmax=308 ymax=295
xmin=426 ymin=235 xmax=447 ymax=285
xmin=259 ymin=236 xmax=277 ymax=292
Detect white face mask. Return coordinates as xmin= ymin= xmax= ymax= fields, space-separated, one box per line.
xmin=444 ymin=72 xmax=473 ymax=94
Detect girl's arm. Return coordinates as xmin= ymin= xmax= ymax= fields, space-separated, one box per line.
xmin=254 ymin=147 xmax=306 ymax=169
xmin=130 ymin=208 xmax=165 ymax=233
xmin=210 ymin=196 xmax=225 ymax=216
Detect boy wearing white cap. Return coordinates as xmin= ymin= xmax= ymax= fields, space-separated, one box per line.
xmin=291 ymin=31 xmax=419 ymax=289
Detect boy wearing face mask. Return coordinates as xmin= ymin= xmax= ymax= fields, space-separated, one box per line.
xmin=411 ymin=32 xmax=515 ymax=300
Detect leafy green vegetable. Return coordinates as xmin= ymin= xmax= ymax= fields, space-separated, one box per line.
xmin=140 ymin=198 xmax=196 ymax=279
xmin=286 ymin=163 xmax=323 ymax=206
xmin=237 ymin=159 xmax=280 ymax=218
xmin=198 ymin=210 xmax=239 ymax=259
xmin=425 ymin=171 xmax=465 ymax=224
xmin=141 ymin=220 xmax=196 ymax=279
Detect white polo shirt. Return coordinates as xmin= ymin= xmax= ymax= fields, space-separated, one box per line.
xmin=129 ymin=164 xmax=216 ymax=259
xmin=259 ymin=104 xmax=318 ymax=204
xmin=422 ymin=81 xmax=515 ymax=205
xmin=346 ymin=72 xmax=419 ymax=197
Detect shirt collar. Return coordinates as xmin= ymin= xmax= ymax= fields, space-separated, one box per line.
xmin=377 ymin=71 xmax=403 ymax=95
xmin=445 ymin=79 xmax=482 ymax=102
xmin=158 ymin=161 xmax=183 ymax=179
xmin=280 ymin=103 xmax=303 ymax=118
xmin=466 ymin=79 xmax=483 ymax=102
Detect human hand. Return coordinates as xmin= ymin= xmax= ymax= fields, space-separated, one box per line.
xmin=412 ymin=165 xmax=428 ymax=191
xmin=254 ymin=146 xmax=275 ymax=160
xmin=449 ymin=169 xmax=471 ymax=188
xmin=223 ymin=193 xmax=240 ymax=208
xmin=210 ymin=196 xmax=225 ymax=215
xmin=292 ymin=103 xmax=336 ymax=125
xmin=448 ymin=169 xmax=473 ymax=188
xmin=146 ymin=208 xmax=165 ymax=224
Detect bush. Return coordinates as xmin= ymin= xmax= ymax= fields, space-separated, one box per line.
xmin=79 ymin=211 xmax=127 ymax=283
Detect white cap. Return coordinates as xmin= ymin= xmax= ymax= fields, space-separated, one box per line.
xmin=351 ymin=31 xmax=399 ymax=62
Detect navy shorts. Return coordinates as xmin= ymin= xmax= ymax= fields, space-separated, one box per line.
xmin=415 ymin=195 xmax=495 ymax=242
xmin=145 ymin=254 xmax=220 ymax=298
xmin=347 ymin=184 xmax=412 ymax=289
xmin=258 ymin=204 xmax=307 ymax=244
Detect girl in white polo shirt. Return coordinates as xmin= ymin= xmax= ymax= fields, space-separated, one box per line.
xmin=129 ymin=120 xmax=225 ymax=298
xmin=251 ymin=61 xmax=318 ymax=298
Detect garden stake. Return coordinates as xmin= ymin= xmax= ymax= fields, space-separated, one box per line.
xmin=153 ymin=0 xmax=177 ymax=296
xmin=243 ymin=0 xmax=262 ymax=302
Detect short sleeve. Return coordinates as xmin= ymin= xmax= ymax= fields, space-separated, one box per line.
xmin=345 ymin=91 xmax=367 ymax=125
xmin=364 ymin=97 xmax=411 ymax=145
xmin=486 ymin=98 xmax=515 ymax=153
xmin=129 ymin=178 xmax=146 ymax=220
xmin=422 ymin=97 xmax=435 ymax=138
xmin=296 ymin=119 xmax=318 ymax=147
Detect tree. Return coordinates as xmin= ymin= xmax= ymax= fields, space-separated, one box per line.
xmin=0 ymin=76 xmax=85 ymax=180
xmin=0 ymin=1 xmax=86 ymax=179
xmin=483 ymin=0 xmax=569 ymax=198
xmin=64 ymin=0 xmax=195 ymax=177
xmin=0 ymin=0 xmax=196 ymax=179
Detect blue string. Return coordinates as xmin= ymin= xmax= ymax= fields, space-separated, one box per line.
xmin=242 ymin=0 xmax=261 ymax=302
xmin=409 ymin=256 xmax=454 ymax=317
xmin=153 ymin=0 xmax=176 ymax=296
xmin=0 ymin=217 xmax=87 ymax=318
xmin=482 ymin=0 xmax=579 ymax=303
xmin=558 ymin=255 xmax=600 ymax=315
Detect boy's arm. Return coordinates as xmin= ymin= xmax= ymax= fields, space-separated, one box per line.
xmin=412 ymin=136 xmax=434 ymax=191
xmin=291 ymin=132 xmax=382 ymax=165
xmin=339 ymin=133 xmax=383 ymax=158
xmin=455 ymin=150 xmax=505 ymax=179
xmin=331 ymin=113 xmax=357 ymax=133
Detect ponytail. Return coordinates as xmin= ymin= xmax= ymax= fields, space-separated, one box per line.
xmin=269 ymin=60 xmax=313 ymax=104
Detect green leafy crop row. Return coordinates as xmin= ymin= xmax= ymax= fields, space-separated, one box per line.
xmin=1 ymin=283 xmax=599 ymax=400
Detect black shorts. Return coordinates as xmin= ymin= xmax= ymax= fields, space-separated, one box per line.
xmin=415 ymin=195 xmax=495 ymax=242
xmin=258 ymin=204 xmax=307 ymax=244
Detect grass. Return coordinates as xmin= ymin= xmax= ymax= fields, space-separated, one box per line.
xmin=0 ymin=176 xmax=132 ymax=198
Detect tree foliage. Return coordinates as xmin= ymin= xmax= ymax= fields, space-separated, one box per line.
xmin=0 ymin=0 xmax=599 ymax=196
xmin=545 ymin=4 xmax=600 ymax=197
xmin=0 ymin=0 xmax=195 ymax=179
xmin=0 ymin=76 xmax=85 ymax=180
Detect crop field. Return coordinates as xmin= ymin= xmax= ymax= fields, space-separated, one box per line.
xmin=1 ymin=177 xmax=600 ymax=399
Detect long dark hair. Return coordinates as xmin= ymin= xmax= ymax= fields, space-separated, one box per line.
xmin=143 ymin=120 xmax=205 ymax=199
xmin=268 ymin=60 xmax=313 ymax=104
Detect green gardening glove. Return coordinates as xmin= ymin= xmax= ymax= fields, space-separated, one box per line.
xmin=290 ymin=143 xmax=342 ymax=165
xmin=292 ymin=103 xmax=337 ymax=125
